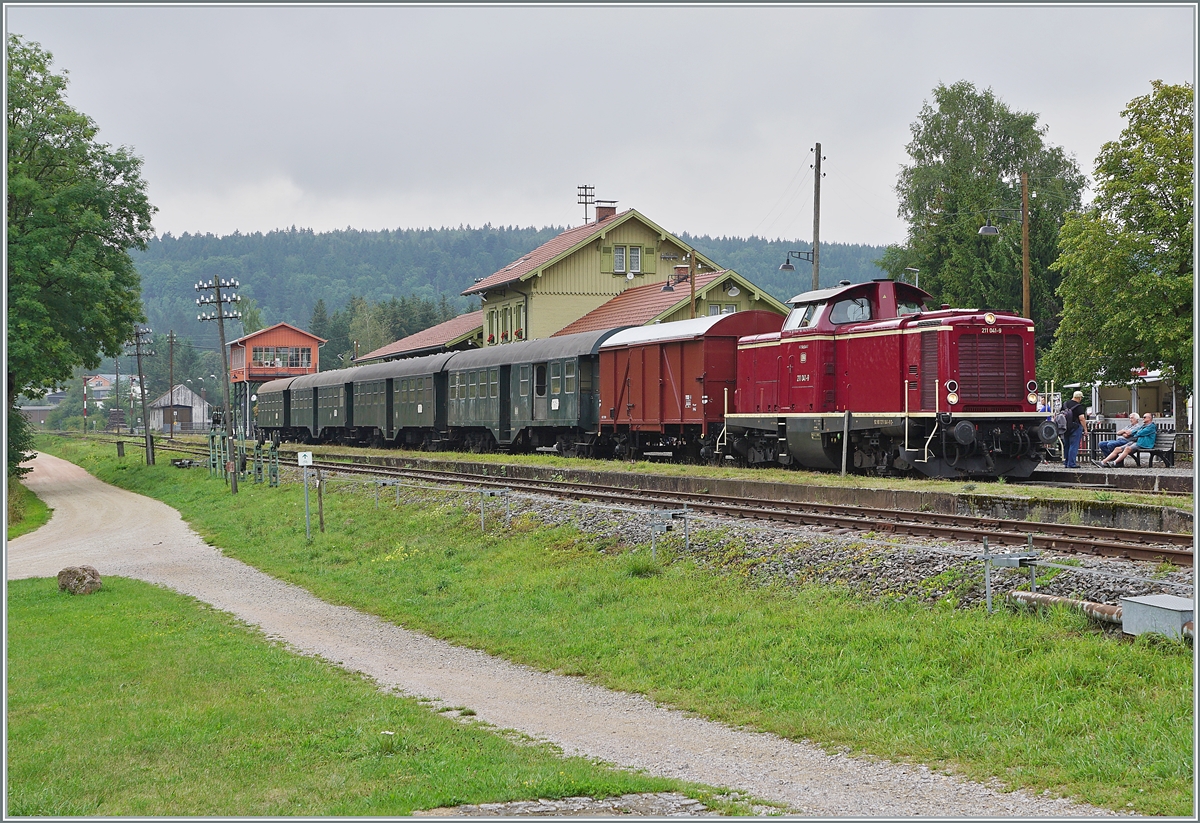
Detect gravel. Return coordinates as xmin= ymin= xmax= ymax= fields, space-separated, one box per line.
xmin=8 ymin=453 xmax=1140 ymax=817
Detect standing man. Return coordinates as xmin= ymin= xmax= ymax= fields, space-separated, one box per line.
xmin=1063 ymin=390 xmax=1088 ymax=469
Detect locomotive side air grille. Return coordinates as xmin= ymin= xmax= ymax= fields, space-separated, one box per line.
xmin=958 ymin=334 xmax=1023 ymax=400
xmin=920 ymin=331 xmax=937 ymax=408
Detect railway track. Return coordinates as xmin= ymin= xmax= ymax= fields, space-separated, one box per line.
xmin=78 ymin=435 xmax=1197 ymax=567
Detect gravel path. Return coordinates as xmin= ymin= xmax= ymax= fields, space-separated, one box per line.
xmin=7 ymin=453 xmax=1120 ymax=817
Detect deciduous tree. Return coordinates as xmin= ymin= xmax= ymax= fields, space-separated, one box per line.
xmin=6 ymin=35 xmax=155 ymax=473
xmin=877 ymin=81 xmax=1085 ymax=347
xmin=1043 ymin=81 xmax=1193 ymax=407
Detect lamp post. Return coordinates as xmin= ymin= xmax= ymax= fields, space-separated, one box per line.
xmin=978 ymin=171 xmax=1031 ymax=320
xmin=904 ymin=267 xmax=920 ymax=290
xmin=778 ymin=249 xmax=816 ymax=290
xmin=197 ymin=278 xmax=243 ymax=494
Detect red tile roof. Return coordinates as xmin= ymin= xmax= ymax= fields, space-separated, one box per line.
xmin=551 ymin=270 xmax=730 ymax=336
xmin=462 ymin=210 xmax=635 ymax=295
xmin=356 ymin=311 xmax=483 ymax=362
xmin=229 ymin=321 xmax=326 ymax=346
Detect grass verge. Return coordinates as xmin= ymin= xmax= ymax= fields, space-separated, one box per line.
xmin=32 ymin=436 xmax=1196 ymax=815
xmin=6 ymin=478 xmax=51 ymax=539
xmin=6 ymin=576 xmax=708 ymax=816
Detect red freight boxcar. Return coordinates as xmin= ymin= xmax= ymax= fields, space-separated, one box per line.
xmin=598 ymin=310 xmax=784 ymax=460
xmin=725 ymin=279 xmax=1056 ymax=478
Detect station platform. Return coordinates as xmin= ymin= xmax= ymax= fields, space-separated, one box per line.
xmin=1028 ymin=459 xmax=1193 ymax=494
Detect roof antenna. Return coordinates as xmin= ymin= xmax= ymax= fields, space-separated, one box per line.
xmin=577 ymin=185 xmax=595 ymax=224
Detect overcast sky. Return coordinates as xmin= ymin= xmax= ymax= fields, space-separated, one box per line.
xmin=6 ymin=3 xmax=1194 ymax=246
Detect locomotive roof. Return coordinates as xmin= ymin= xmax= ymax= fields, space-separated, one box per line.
xmin=351 ymin=352 xmax=458 ymax=382
xmin=786 ymin=279 xmax=932 ymax=306
xmin=600 ymin=311 xmax=782 ymax=348
xmin=446 ymin=328 xmax=630 ymax=370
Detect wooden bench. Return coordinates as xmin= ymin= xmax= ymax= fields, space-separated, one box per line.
xmin=1132 ymin=430 xmax=1177 ymax=468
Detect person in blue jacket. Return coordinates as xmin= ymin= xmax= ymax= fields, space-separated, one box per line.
xmin=1062 ymin=390 xmax=1088 ymax=468
xmin=1100 ymin=413 xmax=1157 ymax=467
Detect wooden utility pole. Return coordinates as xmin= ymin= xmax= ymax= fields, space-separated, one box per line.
xmin=168 ymin=330 xmax=176 ymax=440
xmin=197 ymin=277 xmax=243 ymax=494
xmin=811 ymin=142 xmax=822 ymax=292
xmin=132 ymin=325 xmax=155 ymax=465
xmin=1021 ymin=172 xmax=1031 ymax=321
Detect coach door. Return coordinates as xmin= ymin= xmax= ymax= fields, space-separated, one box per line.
xmin=499 ymin=366 xmax=512 ymax=440
xmin=533 ymin=363 xmax=548 ymax=420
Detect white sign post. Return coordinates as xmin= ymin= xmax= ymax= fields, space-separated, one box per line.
xmin=298 ymin=452 xmax=313 ymax=539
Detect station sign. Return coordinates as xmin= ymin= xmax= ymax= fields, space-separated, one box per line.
xmin=297 ymin=451 xmax=313 ymax=467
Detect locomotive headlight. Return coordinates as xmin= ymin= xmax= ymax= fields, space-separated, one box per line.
xmin=946 ymin=392 xmax=959 ymax=405
xmin=1026 ymin=380 xmax=1038 ymax=392
xmin=984 ymin=312 xmax=997 ymax=325
xmin=944 ymin=379 xmax=958 ymax=393
xmin=1027 ymin=392 xmax=1039 ymax=405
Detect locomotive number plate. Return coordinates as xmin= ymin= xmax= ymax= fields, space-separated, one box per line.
xmin=980 ymin=327 xmax=1003 ymax=334
xmin=873 ymin=418 xmax=895 ymax=426
xmin=796 ymin=374 xmax=811 ymax=382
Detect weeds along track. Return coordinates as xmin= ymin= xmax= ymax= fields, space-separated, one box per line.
xmin=137 ymin=438 xmax=1193 ymax=567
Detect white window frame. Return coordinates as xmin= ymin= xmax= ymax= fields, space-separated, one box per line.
xmin=722 ymin=304 xmax=737 ymax=314
xmin=613 ymin=245 xmax=626 ymax=273
xmin=628 ymin=246 xmax=641 ymax=273
xmin=708 ymin=304 xmax=722 ymax=316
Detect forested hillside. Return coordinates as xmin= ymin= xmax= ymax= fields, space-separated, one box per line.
xmin=132 ymin=225 xmax=887 ymax=349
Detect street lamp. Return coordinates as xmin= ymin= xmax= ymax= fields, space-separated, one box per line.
xmin=904 ymin=267 xmax=920 ymax=290
xmin=977 ymin=171 xmax=1031 ymax=320
xmin=779 ymin=250 xmax=817 ymax=290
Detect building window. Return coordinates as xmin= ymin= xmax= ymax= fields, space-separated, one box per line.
xmin=708 ymin=304 xmax=722 ymax=316
xmin=723 ymin=304 xmax=737 ymax=314
xmin=613 ymin=245 xmax=626 ymax=273
xmin=629 ymin=246 xmax=641 ymax=273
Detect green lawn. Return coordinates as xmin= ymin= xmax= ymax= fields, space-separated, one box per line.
xmin=6 ymin=478 xmax=51 ymax=539
xmin=6 ymin=576 xmax=711 ymax=816
xmin=27 ymin=436 xmax=1197 ymax=815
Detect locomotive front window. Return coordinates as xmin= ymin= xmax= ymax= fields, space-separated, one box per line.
xmin=830 ymin=297 xmax=872 ymax=324
xmin=535 ymin=364 xmax=547 ymax=397
xmin=783 ymin=303 xmax=819 ymax=331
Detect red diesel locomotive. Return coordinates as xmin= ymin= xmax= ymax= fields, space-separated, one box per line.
xmin=720 ymin=278 xmax=1056 ymax=477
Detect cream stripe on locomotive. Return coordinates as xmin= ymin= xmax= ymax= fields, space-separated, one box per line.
xmin=735 ymin=323 xmax=1035 ymax=350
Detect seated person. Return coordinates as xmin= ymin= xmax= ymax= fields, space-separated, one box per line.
xmin=1100 ymin=413 xmax=1156 ymax=466
xmin=1097 ymin=412 xmax=1144 ymax=457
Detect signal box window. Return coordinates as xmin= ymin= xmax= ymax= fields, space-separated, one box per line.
xmin=830 ymin=297 xmax=872 ymax=324
xmin=534 ymin=364 xmax=547 ymax=397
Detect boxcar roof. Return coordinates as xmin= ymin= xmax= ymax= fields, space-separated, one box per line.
xmin=352 ymin=352 xmax=457 ymax=382
xmin=600 ymin=311 xmax=783 ymax=348
xmin=446 ymin=328 xmax=630 ymax=370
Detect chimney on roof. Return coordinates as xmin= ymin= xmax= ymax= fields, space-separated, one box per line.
xmin=673 ymin=264 xmax=690 ymax=283
xmin=595 ymin=200 xmax=617 ymax=222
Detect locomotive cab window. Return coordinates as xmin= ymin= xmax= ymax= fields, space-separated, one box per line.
xmin=534 ymin=364 xmax=547 ymax=397
xmin=897 ymin=299 xmax=924 ymax=317
xmin=829 ymin=297 xmax=872 ymax=324
xmin=783 ymin=303 xmax=821 ymax=331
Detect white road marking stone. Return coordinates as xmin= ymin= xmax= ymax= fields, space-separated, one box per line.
xmin=7 ymin=453 xmax=1120 ymax=817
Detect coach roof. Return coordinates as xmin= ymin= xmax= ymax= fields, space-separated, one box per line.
xmin=446 ymin=328 xmax=630 ymax=370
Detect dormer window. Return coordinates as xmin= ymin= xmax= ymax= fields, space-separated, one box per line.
xmin=628 ymin=246 xmax=641 ymax=273
xmin=613 ymin=245 xmax=626 ymax=273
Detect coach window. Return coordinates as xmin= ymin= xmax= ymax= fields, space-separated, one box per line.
xmin=519 ymin=365 xmax=530 ymax=396
xmin=534 ymin=364 xmax=547 ymax=397
xmin=829 ymin=297 xmax=871 ymax=324
xmin=565 ymin=361 xmax=576 ymax=394
xmin=489 ymin=368 xmax=499 ymax=398
xmin=550 ymin=362 xmax=561 ymax=395
xmin=469 ymin=372 xmax=477 ymax=399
